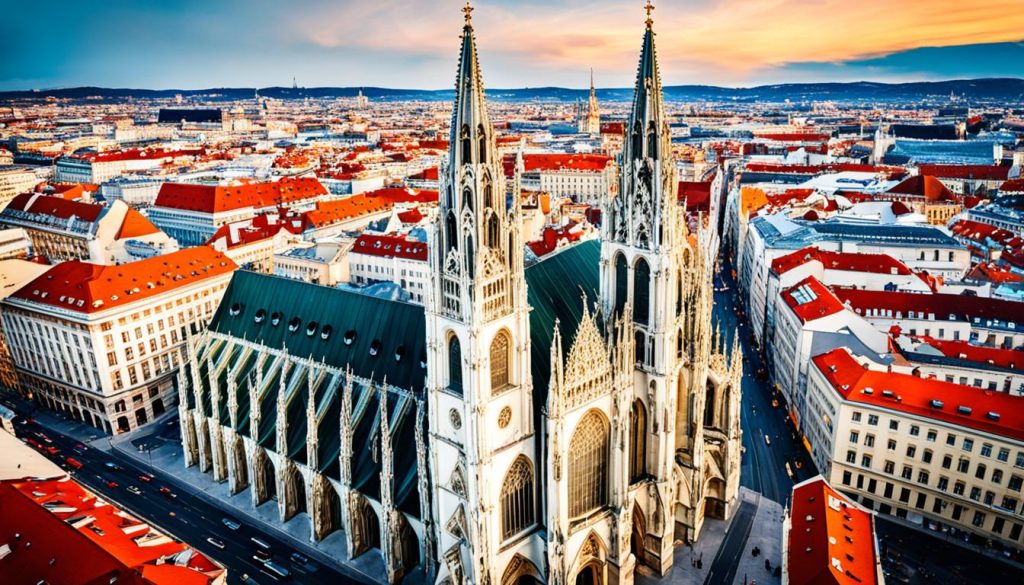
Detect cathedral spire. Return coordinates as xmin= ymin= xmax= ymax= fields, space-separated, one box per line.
xmin=448 ymin=0 xmax=493 ymax=171
xmin=628 ymin=0 xmax=667 ymax=163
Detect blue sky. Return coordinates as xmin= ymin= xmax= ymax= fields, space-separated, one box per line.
xmin=2 ymin=1 xmax=1022 ymax=90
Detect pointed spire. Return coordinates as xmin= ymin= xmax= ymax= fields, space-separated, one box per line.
xmin=629 ymin=0 xmax=666 ymax=161
xmin=449 ymin=0 xmax=492 ymax=170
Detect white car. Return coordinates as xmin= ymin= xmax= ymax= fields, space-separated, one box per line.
xmin=764 ymin=434 xmax=771 ymax=446
xmin=206 ymin=537 xmax=226 ymax=549
xmin=127 ymin=485 xmax=142 ymax=495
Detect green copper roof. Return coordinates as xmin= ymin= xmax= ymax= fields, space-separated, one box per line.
xmin=524 ymin=239 xmax=601 ymax=404
xmin=210 ymin=271 xmax=429 ymax=391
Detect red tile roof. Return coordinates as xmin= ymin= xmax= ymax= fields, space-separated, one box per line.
xmin=904 ymin=335 xmax=1024 ymax=370
xmin=677 ymin=180 xmax=712 ymax=211
xmin=949 ymin=219 xmax=1023 ymax=249
xmin=754 ymin=131 xmax=830 ymax=143
xmin=527 ymin=223 xmax=584 ymax=257
xmin=0 ymin=477 xmax=224 ymax=585
xmin=744 ymin=163 xmax=907 ymax=180
xmin=787 ymin=476 xmax=879 ymax=585
xmin=4 ymin=192 xmax=104 ymax=222
xmin=10 ymin=246 xmax=237 ymax=314
xmin=352 ymin=233 xmax=428 ymax=261
xmin=916 ymin=164 xmax=1009 ymax=181
xmin=115 ymin=209 xmax=162 ymax=239
xmin=1000 ymin=178 xmax=1024 ymax=193
xmin=206 ymin=213 xmax=305 ymax=249
xmin=886 ymin=175 xmax=958 ymax=202
xmin=833 ymin=288 xmax=1022 ymax=327
xmin=71 ymin=147 xmax=205 ymax=163
xmin=780 ymin=276 xmax=845 ymax=323
xmin=813 ymin=347 xmax=1024 ymax=441
xmin=772 ymin=246 xmax=914 ymax=277
xmin=502 ymin=153 xmax=612 ymax=177
xmin=153 ymin=177 xmax=327 ymax=213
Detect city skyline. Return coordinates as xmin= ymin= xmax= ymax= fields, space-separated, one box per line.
xmin=2 ymin=0 xmax=1023 ymax=92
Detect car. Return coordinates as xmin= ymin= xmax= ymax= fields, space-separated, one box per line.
xmin=104 ymin=462 xmax=123 ymax=472
xmin=66 ymin=457 xmax=83 ymax=470
xmin=158 ymin=487 xmax=177 ymax=499
xmin=127 ymin=486 xmax=142 ymax=495
xmin=289 ymin=552 xmax=311 ymax=565
xmin=764 ymin=434 xmax=771 ymax=446
xmin=262 ymin=561 xmax=291 ymax=580
xmin=46 ymin=446 xmax=60 ymax=455
xmin=222 ymin=518 xmax=241 ymax=530
xmin=139 ymin=473 xmax=154 ymax=483
xmin=106 ymin=481 xmax=119 ymax=488
xmin=206 ymin=537 xmax=226 ymax=549
xmin=75 ymin=443 xmax=87 ymax=451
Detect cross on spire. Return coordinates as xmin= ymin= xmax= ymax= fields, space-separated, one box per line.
xmin=644 ymin=0 xmax=655 ymax=27
xmin=463 ymin=1 xmax=474 ymax=27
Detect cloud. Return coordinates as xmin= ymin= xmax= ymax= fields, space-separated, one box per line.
xmin=1 ymin=0 xmax=1022 ymax=89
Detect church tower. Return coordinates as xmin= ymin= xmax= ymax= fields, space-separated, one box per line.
xmin=584 ymin=69 xmax=601 ymax=135
xmin=425 ymin=4 xmax=536 ymax=585
xmin=599 ymin=1 xmax=688 ymax=575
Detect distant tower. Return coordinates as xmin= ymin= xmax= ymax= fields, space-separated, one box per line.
xmin=292 ymin=76 xmax=298 ymax=90
xmin=585 ymin=68 xmax=601 ymax=135
xmin=872 ymin=117 xmax=893 ymax=164
xmin=356 ymin=88 xmax=369 ymax=108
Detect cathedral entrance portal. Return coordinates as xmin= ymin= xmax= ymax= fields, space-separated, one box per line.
xmin=574 ymin=564 xmax=600 ymax=585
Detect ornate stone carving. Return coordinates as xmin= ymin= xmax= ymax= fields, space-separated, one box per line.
xmin=497 ymin=406 xmax=511 ymax=428
xmin=449 ymin=408 xmax=462 ymax=430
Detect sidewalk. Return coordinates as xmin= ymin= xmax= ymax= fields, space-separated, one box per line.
xmin=637 ymin=488 xmax=783 ymax=585
xmin=109 ymin=417 xmax=399 ymax=585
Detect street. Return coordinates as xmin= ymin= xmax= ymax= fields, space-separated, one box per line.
xmin=712 ymin=257 xmax=817 ymax=504
xmin=5 ymin=405 xmax=368 ymax=585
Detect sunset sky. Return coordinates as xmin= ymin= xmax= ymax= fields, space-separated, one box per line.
xmin=2 ymin=0 xmax=1022 ymax=90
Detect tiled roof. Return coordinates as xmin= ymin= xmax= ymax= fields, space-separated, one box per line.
xmin=71 ymin=147 xmax=204 ymax=163
xmin=787 ymin=476 xmax=879 ymax=585
xmin=677 ymin=179 xmax=712 ymax=211
xmin=772 ymin=246 xmax=913 ymax=276
xmin=502 ymin=153 xmax=612 ymax=177
xmin=0 ymin=477 xmax=224 ymax=585
xmin=887 ymin=175 xmax=958 ymax=202
xmin=153 ymin=177 xmax=327 ymax=213
xmin=9 ymin=246 xmax=237 ymax=314
xmin=115 ymin=208 xmax=161 ymax=239
xmin=1000 ymin=178 xmax=1024 ymax=193
xmin=833 ymin=288 xmax=1022 ymax=329
xmin=352 ymin=233 xmax=428 ymax=261
xmin=812 ymin=347 xmax=1024 ymax=441
xmin=949 ymin=219 xmax=1022 ymax=248
xmin=916 ymin=164 xmax=1009 ymax=181
xmin=3 ymin=192 xmax=104 ymax=222
xmin=903 ymin=335 xmax=1024 ymax=371
xmin=780 ymin=276 xmax=845 ymax=323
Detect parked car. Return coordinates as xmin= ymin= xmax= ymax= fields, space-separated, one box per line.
xmin=206 ymin=537 xmax=226 ymax=549
xmin=106 ymin=481 xmax=119 ymax=488
xmin=222 ymin=518 xmax=241 ymax=530
xmin=139 ymin=473 xmax=154 ymax=483
xmin=127 ymin=486 xmax=142 ymax=495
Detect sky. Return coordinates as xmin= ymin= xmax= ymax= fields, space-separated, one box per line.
xmin=2 ymin=0 xmax=1023 ymax=91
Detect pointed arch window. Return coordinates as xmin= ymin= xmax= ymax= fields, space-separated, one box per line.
xmin=630 ymin=400 xmax=648 ymax=482
xmin=648 ymin=121 xmax=659 ymax=160
xmin=460 ymin=125 xmax=472 ymax=165
xmin=704 ymin=381 xmax=717 ymax=428
xmin=478 ymin=124 xmax=488 ymax=162
xmin=490 ymin=330 xmax=511 ymax=393
xmin=448 ymin=334 xmax=463 ymax=395
xmin=486 ymin=213 xmax=500 ymax=248
xmin=500 ymin=456 xmax=535 ymax=540
xmin=633 ymin=257 xmax=650 ymax=326
xmin=632 ymin=121 xmax=643 ymax=158
xmin=483 ymin=179 xmax=494 ymax=210
xmin=614 ymin=253 xmax=628 ymax=317
xmin=445 ymin=212 xmax=458 ymax=252
xmin=463 ymin=188 xmax=474 ymax=212
xmin=568 ymin=410 xmax=609 ymax=518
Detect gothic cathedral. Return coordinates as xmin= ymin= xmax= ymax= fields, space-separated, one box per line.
xmin=176 ymin=4 xmax=741 ymax=585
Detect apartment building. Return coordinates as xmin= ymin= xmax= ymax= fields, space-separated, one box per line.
xmin=0 ymin=193 xmax=176 ymax=263
xmin=348 ymin=232 xmax=429 ymax=303
xmin=274 ymin=239 xmax=351 ymax=286
xmin=0 ymin=247 xmax=237 ymax=433
xmin=805 ymin=347 xmax=1024 ymax=550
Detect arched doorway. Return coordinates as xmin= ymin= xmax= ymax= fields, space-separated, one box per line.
xmin=500 ymin=554 xmax=543 ymax=585
xmin=283 ymin=463 xmax=306 ymax=521
xmin=231 ymin=438 xmax=249 ymax=493
xmin=393 ymin=513 xmax=420 ymax=582
xmin=253 ymin=449 xmax=276 ymax=505
xmin=575 ymin=564 xmax=600 ymax=585
xmin=631 ymin=503 xmax=647 ymax=567
xmin=117 ymin=415 xmax=131 ymax=433
xmin=313 ymin=475 xmax=342 ymax=541
xmin=351 ymin=494 xmax=381 ymax=558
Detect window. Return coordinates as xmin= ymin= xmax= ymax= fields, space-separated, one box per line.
xmin=885 ymin=438 xmax=895 ymax=451
xmin=889 ymin=420 xmax=899 ymax=431
xmin=985 ymin=491 xmax=995 ymax=506
xmin=1010 ymin=475 xmax=1023 ymax=492
xmin=970 ymin=487 xmax=981 ymax=501
xmin=996 ymin=448 xmax=1009 ymax=462
xmin=852 ymin=412 xmax=862 ymax=423
xmin=884 ymin=460 xmax=895 ymax=474
xmin=500 ymin=456 xmax=535 ymax=540
xmin=633 ymin=258 xmax=651 ymax=326
xmin=962 ymin=438 xmax=974 ymax=452
xmin=922 ymin=450 xmax=933 ymax=464
xmin=942 ymin=455 xmax=952 ymax=470
xmin=976 ymin=464 xmax=987 ymax=480
xmin=910 ymin=425 xmax=920 ymax=437
xmin=953 ymin=481 xmax=965 ymax=496
xmin=849 ymin=431 xmax=859 ymax=444
xmin=847 ymin=450 xmax=857 ymax=464
xmin=957 ymin=459 xmax=969 ymax=473
xmin=972 ymin=511 xmax=986 ymax=527
xmin=568 ymin=410 xmax=609 ymax=518
xmin=448 ymin=335 xmax=462 ymax=393
xmin=946 ymin=434 xmax=956 ymax=446
xmin=865 ymin=435 xmax=875 ymax=447
xmin=927 ymin=430 xmax=937 ymax=443
xmin=842 ymin=471 xmax=852 ymax=486
xmin=917 ymin=471 xmax=929 ymax=485
xmin=489 ymin=331 xmax=511 ymax=393
xmin=937 ymin=477 xmax=948 ymax=491
xmin=868 ymin=414 xmax=879 ymax=426
xmin=993 ymin=470 xmax=1003 ymax=484
xmin=906 ymin=445 xmax=916 ymax=458
xmin=1016 ymin=452 xmax=1024 ymax=468
xmin=861 ymin=454 xmax=872 ymax=468
xmin=981 ymin=444 xmax=993 ymax=458
xmin=901 ymin=466 xmax=913 ymax=480
xmin=629 ymin=400 xmax=647 ymax=482
xmin=1002 ymin=497 xmax=1018 ymax=513
xmin=107 ymin=352 xmax=117 ymax=366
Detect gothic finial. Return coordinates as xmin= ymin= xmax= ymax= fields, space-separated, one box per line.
xmin=463 ymin=1 xmax=474 ymax=27
xmin=644 ymin=0 xmax=655 ymax=27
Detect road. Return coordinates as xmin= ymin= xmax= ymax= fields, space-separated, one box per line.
xmin=9 ymin=411 xmax=368 ymax=585
xmin=712 ymin=256 xmax=817 ymax=504
xmin=703 ymin=496 xmax=757 ymax=585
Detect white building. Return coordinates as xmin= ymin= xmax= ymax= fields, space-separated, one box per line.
xmin=806 ymin=347 xmax=1024 ymax=550
xmin=1 ymin=247 xmax=237 ymax=433
xmin=274 ymin=239 xmax=352 ymax=286
xmin=0 ymin=166 xmax=40 ymax=211
xmin=349 ymin=233 xmax=429 ymax=304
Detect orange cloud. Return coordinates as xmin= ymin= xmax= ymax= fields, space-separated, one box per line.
xmin=293 ymin=0 xmax=1024 ymax=83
